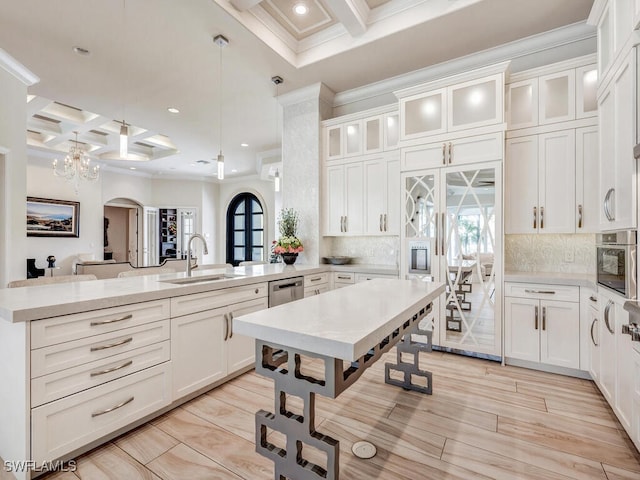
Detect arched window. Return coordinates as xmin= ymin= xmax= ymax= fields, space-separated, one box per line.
xmin=226 ymin=193 xmax=265 ymax=266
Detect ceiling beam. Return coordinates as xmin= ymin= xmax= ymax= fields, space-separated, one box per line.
xmin=230 ymin=0 xmax=262 ymax=12
xmin=323 ymin=0 xmax=368 ymax=37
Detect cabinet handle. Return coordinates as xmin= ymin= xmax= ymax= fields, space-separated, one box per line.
xmin=344 ymin=216 xmax=348 ymax=232
xmin=229 ymin=312 xmax=234 ymax=339
xmin=384 ymin=213 xmax=388 ymax=232
xmin=524 ymin=289 xmax=556 ymax=295
xmin=91 ymin=396 xmax=135 ymax=417
xmin=589 ymin=295 xmax=597 ymax=302
xmin=542 ymin=306 xmax=546 ymax=331
xmin=448 ymin=142 xmax=453 ymax=164
xmin=604 ymin=188 xmax=615 ymax=221
xmin=604 ymin=300 xmax=614 ymax=334
xmin=255 ymin=288 xmax=259 ymax=294
xmin=90 ymin=359 xmax=133 ymax=377
xmin=337 ymin=275 xmax=351 ymax=280
xmin=590 ymin=318 xmax=598 ymax=346
xmin=90 ymin=337 xmax=133 ymax=352
xmin=90 ymin=314 xmax=133 ymax=327
xmin=577 ymin=204 xmax=583 ymax=229
xmin=442 ymin=143 xmax=446 ymax=165
xmin=379 ymin=214 xmax=383 ymax=232
xmin=315 ymin=289 xmax=319 ymax=295
xmin=540 ymin=206 xmax=544 ymax=229
xmin=434 ymin=213 xmax=439 ymax=256
xmin=441 ymin=213 xmax=446 ymax=255
xmin=310 ymin=277 xmax=322 ymax=282
xmin=533 ymin=206 xmax=537 ymax=229
xmin=223 ymin=313 xmax=229 ymax=341
xmin=534 ymin=305 xmax=539 ymax=330
xmin=340 ymin=216 xmax=344 ymax=232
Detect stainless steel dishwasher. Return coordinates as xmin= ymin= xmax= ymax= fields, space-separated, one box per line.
xmin=268 ymin=276 xmax=304 ymax=307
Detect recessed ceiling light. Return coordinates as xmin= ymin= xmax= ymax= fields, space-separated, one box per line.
xmin=167 ymin=107 xmax=180 ymax=114
xmin=129 ymin=167 xmax=136 ymax=170
xmin=231 ymin=169 xmax=238 ymax=173
xmin=240 ymin=143 xmax=249 ymax=147
xmin=293 ymin=3 xmax=308 ymax=15
xmin=190 ymin=163 xmax=196 ymax=166
xmin=72 ymin=46 xmax=91 ymax=56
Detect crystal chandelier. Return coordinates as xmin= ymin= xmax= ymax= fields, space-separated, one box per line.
xmin=52 ymin=131 xmax=99 ymax=194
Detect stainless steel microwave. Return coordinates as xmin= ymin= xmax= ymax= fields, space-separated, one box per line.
xmin=596 ymin=231 xmax=637 ymax=299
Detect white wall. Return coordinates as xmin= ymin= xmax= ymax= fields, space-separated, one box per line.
xmin=0 ymin=67 xmax=28 ymax=285
xmin=26 ymin=163 xmax=104 ymax=275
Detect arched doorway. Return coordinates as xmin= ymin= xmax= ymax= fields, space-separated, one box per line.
xmin=226 ymin=193 xmax=265 ymax=266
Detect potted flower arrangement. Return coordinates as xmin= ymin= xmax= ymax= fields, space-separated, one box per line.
xmin=273 ymin=208 xmax=303 ymax=265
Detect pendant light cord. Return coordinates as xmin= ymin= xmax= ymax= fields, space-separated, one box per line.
xmin=218 ymin=39 xmax=222 ymax=156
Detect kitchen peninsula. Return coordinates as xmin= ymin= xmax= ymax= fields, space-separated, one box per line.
xmin=234 ymin=278 xmax=445 ymax=480
xmin=0 ymin=264 xmax=416 ymax=480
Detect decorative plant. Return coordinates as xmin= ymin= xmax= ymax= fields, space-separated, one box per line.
xmin=273 ymin=208 xmax=303 ymax=254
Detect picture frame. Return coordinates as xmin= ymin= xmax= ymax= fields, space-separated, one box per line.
xmin=26 ymin=197 xmax=80 ymax=238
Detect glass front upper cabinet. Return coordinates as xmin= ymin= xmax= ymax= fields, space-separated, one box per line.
xmin=384 ymin=113 xmax=399 ymax=150
xmin=344 ymin=120 xmax=363 ymax=157
xmin=576 ymin=65 xmax=598 ymax=119
xmin=401 ymin=88 xmax=447 ymax=140
xmin=326 ymin=125 xmax=342 ymax=160
xmin=506 ymin=79 xmax=538 ymax=129
xmin=364 ymin=116 xmax=383 ymax=154
xmin=539 ymin=70 xmax=576 ymax=124
xmin=448 ymin=75 xmax=502 ymax=132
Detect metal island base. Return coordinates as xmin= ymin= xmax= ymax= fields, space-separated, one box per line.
xmin=233 ymin=279 xmax=445 ymax=480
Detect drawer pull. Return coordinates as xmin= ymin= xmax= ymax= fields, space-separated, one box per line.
xmin=90 ymin=360 xmax=133 ymax=377
xmin=90 ymin=314 xmax=133 ymax=327
xmin=524 ymin=289 xmax=556 ymax=295
xmin=90 ymin=337 xmax=133 ymax=352
xmin=223 ymin=313 xmax=229 ymax=341
xmin=337 ymin=275 xmax=351 ymax=280
xmin=91 ymin=396 xmax=134 ymax=417
xmin=590 ymin=318 xmax=598 ymax=346
xmin=534 ymin=305 xmax=539 ymax=330
xmin=542 ymin=306 xmax=546 ymax=331
xmin=310 ymin=277 xmax=322 ymax=282
xmin=229 ymin=312 xmax=234 ymax=339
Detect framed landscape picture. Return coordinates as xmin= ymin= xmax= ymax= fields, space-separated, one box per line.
xmin=26 ymin=197 xmax=80 ymax=237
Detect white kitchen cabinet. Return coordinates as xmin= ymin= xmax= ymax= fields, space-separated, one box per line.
xmin=590 ymin=0 xmax=633 ymax=80
xmin=401 ymin=131 xmax=503 ymax=171
xmin=505 ymin=130 xmax=575 ymax=234
xmin=632 ymin=348 xmax=640 ymax=450
xmin=598 ymin=291 xmax=617 ymax=403
xmin=363 ymin=156 xmax=400 ymax=235
xmin=384 ymin=112 xmax=399 ymax=150
xmin=538 ymin=70 xmax=576 ymax=125
xmin=587 ymin=293 xmax=600 ymax=383
xmin=324 ymin=162 xmax=363 ymax=235
xmin=598 ymin=49 xmax=637 ymax=231
xmin=616 ymin=302 xmax=634 ymax=432
xmin=506 ymin=78 xmax=538 ymax=129
xmin=504 ymin=283 xmax=580 ymax=370
xmin=400 ymin=73 xmax=503 ymax=142
xmin=171 ymin=292 xmax=267 ymax=399
xmin=597 ymin=3 xmax=613 ymax=75
xmin=304 ymin=272 xmax=330 ymax=297
xmin=364 ymin=116 xmax=383 ymax=154
xmin=635 ymin=0 xmax=640 ymax=29
xmin=575 ymin=66 xmax=599 ymax=119
xmin=575 ymin=126 xmax=600 ymax=232
xmin=333 ymin=271 xmax=355 ymax=289
xmin=326 ymin=124 xmax=343 ymax=160
xmin=355 ymin=272 xmax=399 ymax=282
xmin=344 ymin=120 xmax=363 ymax=157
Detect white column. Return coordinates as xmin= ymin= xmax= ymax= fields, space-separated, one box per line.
xmin=278 ymin=83 xmax=334 ymax=264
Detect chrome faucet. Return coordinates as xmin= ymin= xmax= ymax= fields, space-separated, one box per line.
xmin=186 ymin=233 xmax=209 ymax=277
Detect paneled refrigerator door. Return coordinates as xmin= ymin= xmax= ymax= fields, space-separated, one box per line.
xmin=402 ymin=170 xmax=442 ymax=344
xmin=440 ymin=164 xmax=502 ymax=358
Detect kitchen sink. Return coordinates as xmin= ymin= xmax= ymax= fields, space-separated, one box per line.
xmin=161 ymin=273 xmax=242 ymax=285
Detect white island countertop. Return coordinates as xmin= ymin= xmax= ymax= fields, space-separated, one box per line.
xmin=234 ymin=278 xmax=445 ymax=361
xmin=0 ymin=264 xmax=328 ymax=323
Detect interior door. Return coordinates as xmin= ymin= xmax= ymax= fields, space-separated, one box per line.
xmin=441 ymin=163 xmax=502 ymax=358
xmin=143 ymin=207 xmax=159 ymax=266
xmin=128 ymin=208 xmax=139 ymax=266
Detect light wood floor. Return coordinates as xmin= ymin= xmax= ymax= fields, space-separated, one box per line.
xmin=25 ymin=350 xmax=640 ymax=480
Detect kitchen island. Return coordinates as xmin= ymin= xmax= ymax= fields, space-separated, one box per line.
xmin=234 ymin=278 xmax=445 ymax=480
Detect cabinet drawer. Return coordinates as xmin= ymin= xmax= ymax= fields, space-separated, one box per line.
xmin=171 ymin=283 xmax=267 ymax=317
xmin=31 ymin=362 xmax=171 ymax=464
xmin=304 ymin=285 xmax=330 ymax=297
xmin=31 ymin=341 xmax=171 ymax=407
xmin=504 ymin=283 xmax=579 ymax=302
xmin=333 ymin=272 xmax=355 ymax=284
xmin=31 ymin=299 xmax=171 ymax=349
xmin=31 ymin=320 xmax=171 ymax=378
xmin=355 ymin=273 xmax=399 ymax=282
xmin=304 ymin=273 xmax=329 ymax=287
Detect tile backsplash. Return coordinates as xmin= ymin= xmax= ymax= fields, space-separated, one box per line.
xmin=505 ymin=234 xmax=596 ymax=274
xmin=326 ymin=236 xmax=399 ymax=266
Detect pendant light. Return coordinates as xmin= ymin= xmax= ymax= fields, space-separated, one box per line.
xmin=214 ymin=34 xmax=228 ymax=180
xmin=119 ymin=0 xmax=129 ymax=159
xmin=271 ymin=75 xmax=283 ymax=192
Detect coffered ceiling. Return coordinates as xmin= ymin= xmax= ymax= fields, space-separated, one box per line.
xmin=0 ymin=0 xmax=594 ymax=181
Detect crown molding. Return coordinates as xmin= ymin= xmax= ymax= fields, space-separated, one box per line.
xmin=278 ymin=82 xmax=336 ymax=107
xmin=322 ymin=103 xmax=397 ymax=126
xmin=0 ymin=49 xmax=39 ymax=86
xmin=333 ymin=21 xmax=596 ymax=108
